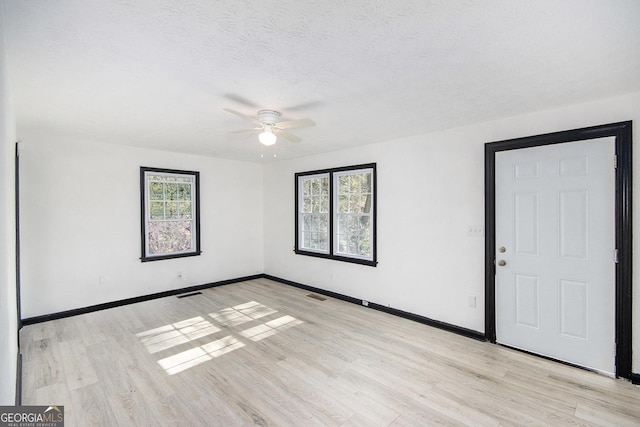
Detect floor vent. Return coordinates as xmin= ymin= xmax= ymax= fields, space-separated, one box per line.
xmin=307 ymin=294 xmax=327 ymax=301
xmin=177 ymin=291 xmax=203 ymax=299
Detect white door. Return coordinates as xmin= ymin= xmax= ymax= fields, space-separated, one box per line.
xmin=495 ymin=137 xmax=616 ymax=375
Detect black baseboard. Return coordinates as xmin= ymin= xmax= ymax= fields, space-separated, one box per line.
xmin=368 ymin=302 xmax=485 ymax=341
xmin=263 ymin=274 xmax=485 ymax=341
xmin=21 ymin=274 xmax=263 ymax=325
xmin=262 ymin=275 xmax=363 ymax=305
xmin=15 ymin=352 xmax=21 ymax=406
xmin=630 ymin=373 xmax=640 ymax=385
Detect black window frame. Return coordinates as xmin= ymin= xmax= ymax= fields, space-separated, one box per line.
xmin=140 ymin=166 xmax=202 ymax=262
xmin=295 ymin=163 xmax=377 ymax=267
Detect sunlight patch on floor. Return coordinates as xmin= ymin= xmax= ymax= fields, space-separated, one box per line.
xmin=208 ymin=301 xmax=277 ymax=327
xmin=158 ymin=336 xmax=246 ymax=375
xmin=136 ymin=316 xmax=221 ymax=354
xmin=157 ymin=346 xmax=212 ymax=375
xmin=138 ymin=301 xmax=303 ymax=375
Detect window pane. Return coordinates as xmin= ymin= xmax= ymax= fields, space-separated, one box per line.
xmin=150 ymin=182 xmax=164 ymax=200
xmin=338 ymin=176 xmax=349 ymax=195
xmin=349 ymin=194 xmax=360 ymax=212
xmin=350 ymin=174 xmax=362 ymax=192
xmin=312 ymin=196 xmax=322 ymax=212
xmin=362 ymin=194 xmax=372 ymax=213
xmin=319 ymin=214 xmax=328 ymax=233
xmin=359 ymin=235 xmax=371 ymax=256
xmin=337 ymin=214 xmax=348 ymax=232
xmin=165 ymin=183 xmax=178 ymax=200
xmin=358 ymin=215 xmax=370 ymax=230
xmin=320 ymin=197 xmax=329 ymax=213
xmin=302 ymin=214 xmax=312 ymax=232
xmin=338 ymin=195 xmax=348 ymax=213
xmin=178 ymin=184 xmax=191 ymax=200
xmin=165 ymin=202 xmax=178 ymax=219
xmin=320 ymin=178 xmax=329 ymax=195
xmin=179 ymin=201 xmax=192 ymax=218
xmin=361 ymin=174 xmax=372 ymax=193
xmin=337 ymin=235 xmax=347 ymax=253
xmin=150 ymin=201 xmax=164 ymax=219
xmin=148 ymin=220 xmax=192 ymax=255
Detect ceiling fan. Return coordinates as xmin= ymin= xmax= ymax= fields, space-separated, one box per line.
xmin=223 ymin=108 xmax=315 ymax=146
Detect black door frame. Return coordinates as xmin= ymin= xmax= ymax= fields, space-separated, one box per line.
xmin=15 ymin=142 xmax=21 ymax=331
xmin=484 ymin=121 xmax=632 ymax=380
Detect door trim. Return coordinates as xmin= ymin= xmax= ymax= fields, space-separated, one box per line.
xmin=15 ymin=142 xmax=22 ymax=331
xmin=484 ymin=121 xmax=632 ymax=379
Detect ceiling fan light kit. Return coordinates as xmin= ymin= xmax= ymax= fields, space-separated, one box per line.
xmin=258 ymin=126 xmax=277 ymax=146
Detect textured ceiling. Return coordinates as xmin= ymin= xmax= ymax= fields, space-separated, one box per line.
xmin=3 ymin=0 xmax=640 ymax=161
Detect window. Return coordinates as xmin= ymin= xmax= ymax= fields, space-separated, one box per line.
xmin=140 ymin=167 xmax=201 ymax=261
xmin=295 ymin=163 xmax=376 ymax=266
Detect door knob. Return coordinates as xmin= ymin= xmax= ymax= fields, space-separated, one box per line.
xmin=498 ymin=246 xmax=506 ymax=253
xmin=497 ymin=260 xmax=507 ymax=266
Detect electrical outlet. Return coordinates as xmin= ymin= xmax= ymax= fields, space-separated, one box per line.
xmin=362 ymin=300 xmax=369 ymax=307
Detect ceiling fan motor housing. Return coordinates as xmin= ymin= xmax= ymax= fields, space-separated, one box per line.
xmin=257 ymin=109 xmax=281 ymax=124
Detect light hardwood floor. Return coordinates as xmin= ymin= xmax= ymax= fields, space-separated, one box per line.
xmin=21 ymin=278 xmax=640 ymax=426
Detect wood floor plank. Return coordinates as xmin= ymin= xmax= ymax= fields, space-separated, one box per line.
xmin=21 ymin=278 xmax=640 ymax=426
xmin=32 ymin=382 xmax=78 ymax=427
xmin=58 ymin=339 xmax=99 ymax=391
xmin=20 ymin=336 xmax=65 ymax=391
xmin=69 ymin=382 xmax=119 ymax=427
xmin=574 ymin=401 xmax=640 ymax=426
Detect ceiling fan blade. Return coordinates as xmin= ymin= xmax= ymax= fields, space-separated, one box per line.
xmin=276 ymin=118 xmax=316 ymax=129
xmin=274 ymin=129 xmax=302 ymax=143
xmin=223 ymin=93 xmax=259 ymax=108
xmin=223 ymin=108 xmax=260 ymax=124
xmin=230 ymin=127 xmax=262 ymax=133
xmin=284 ymin=101 xmax=323 ymax=112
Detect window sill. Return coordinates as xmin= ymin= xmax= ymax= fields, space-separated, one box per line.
xmin=294 ymin=249 xmax=377 ymax=267
xmin=141 ymin=251 xmax=202 ymax=262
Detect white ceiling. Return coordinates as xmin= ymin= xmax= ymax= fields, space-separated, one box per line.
xmin=4 ymin=0 xmax=640 ymax=162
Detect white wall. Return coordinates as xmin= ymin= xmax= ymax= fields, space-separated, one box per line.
xmin=0 ymin=1 xmax=18 ymax=405
xmin=20 ymin=138 xmax=264 ymax=318
xmin=263 ymin=91 xmax=640 ymax=373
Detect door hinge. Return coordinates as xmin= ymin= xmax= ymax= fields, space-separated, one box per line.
xmin=614 ymin=155 xmax=618 ymax=169
xmin=614 ymin=249 xmax=619 ymax=263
